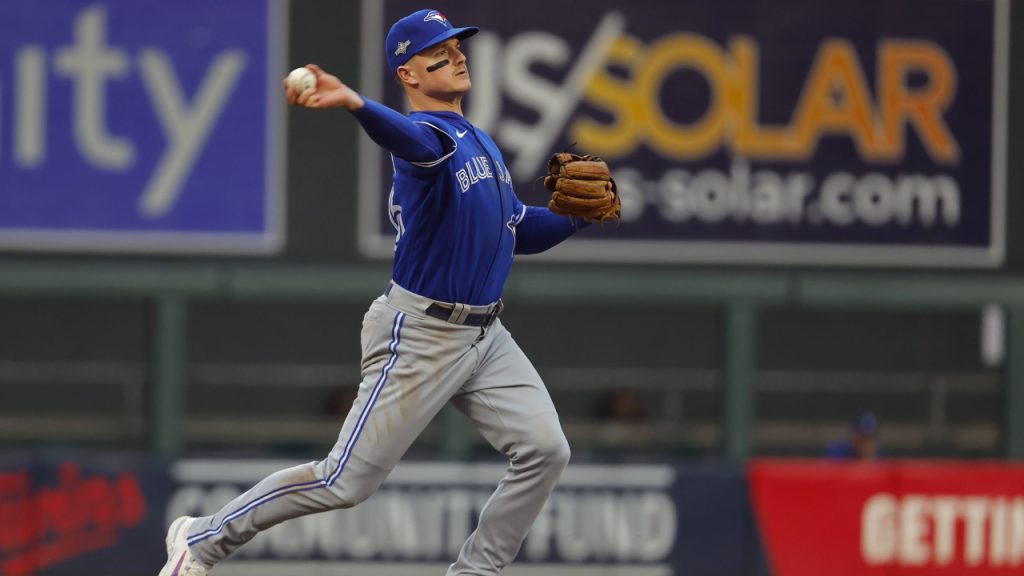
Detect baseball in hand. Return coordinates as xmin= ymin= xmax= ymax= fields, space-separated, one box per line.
xmin=287 ymin=67 xmax=316 ymax=92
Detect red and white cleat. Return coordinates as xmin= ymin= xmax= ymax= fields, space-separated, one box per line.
xmin=157 ymin=517 xmax=209 ymax=576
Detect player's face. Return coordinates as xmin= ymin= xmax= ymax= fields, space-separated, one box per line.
xmin=407 ymin=38 xmax=471 ymax=96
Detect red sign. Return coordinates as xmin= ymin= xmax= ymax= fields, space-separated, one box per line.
xmin=0 ymin=462 xmax=146 ymax=575
xmin=749 ymin=460 xmax=1024 ymax=576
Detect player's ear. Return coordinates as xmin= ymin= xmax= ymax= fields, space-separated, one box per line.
xmin=396 ymin=65 xmax=418 ymax=88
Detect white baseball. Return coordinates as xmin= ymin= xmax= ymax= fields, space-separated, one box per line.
xmin=287 ymin=67 xmax=316 ymax=92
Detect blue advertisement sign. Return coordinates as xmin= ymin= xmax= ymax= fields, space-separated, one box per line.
xmin=164 ymin=459 xmax=760 ymax=576
xmin=0 ymin=455 xmax=760 ymax=576
xmin=358 ymin=0 xmax=1008 ymax=267
xmin=0 ymin=0 xmax=285 ymax=254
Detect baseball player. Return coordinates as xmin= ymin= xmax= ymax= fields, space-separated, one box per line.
xmin=158 ymin=8 xmax=617 ymax=576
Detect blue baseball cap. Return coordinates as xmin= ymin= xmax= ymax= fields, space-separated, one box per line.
xmin=386 ymin=9 xmax=479 ymax=74
xmin=853 ymin=412 xmax=879 ymax=435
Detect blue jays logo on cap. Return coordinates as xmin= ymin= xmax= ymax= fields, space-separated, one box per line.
xmin=423 ymin=10 xmax=448 ymax=27
xmin=385 ymin=8 xmax=479 ymax=74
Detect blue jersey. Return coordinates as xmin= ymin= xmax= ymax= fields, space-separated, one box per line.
xmin=388 ymin=111 xmax=522 ymax=305
xmin=353 ymin=99 xmax=583 ymax=306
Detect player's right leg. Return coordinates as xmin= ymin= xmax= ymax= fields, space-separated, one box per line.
xmin=445 ymin=321 xmax=571 ymax=576
xmin=160 ymin=294 xmax=485 ymax=572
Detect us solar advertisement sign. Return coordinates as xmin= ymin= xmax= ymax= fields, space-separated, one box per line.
xmin=358 ymin=0 xmax=1008 ymax=267
xmin=0 ymin=0 xmax=285 ymax=254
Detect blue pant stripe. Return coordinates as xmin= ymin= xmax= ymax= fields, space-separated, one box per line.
xmin=327 ymin=311 xmax=405 ymax=486
xmin=187 ymin=311 xmax=405 ymax=546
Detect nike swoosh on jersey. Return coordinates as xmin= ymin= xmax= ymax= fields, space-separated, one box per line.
xmin=456 ymin=129 xmax=468 ymax=138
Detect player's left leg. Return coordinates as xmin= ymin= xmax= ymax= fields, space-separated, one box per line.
xmin=170 ymin=295 xmax=485 ymax=572
xmin=445 ymin=320 xmax=570 ymax=576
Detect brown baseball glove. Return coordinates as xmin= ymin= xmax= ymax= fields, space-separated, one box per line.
xmin=544 ymin=153 xmax=620 ymax=222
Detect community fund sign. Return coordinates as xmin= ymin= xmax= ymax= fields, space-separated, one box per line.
xmin=167 ymin=460 xmax=680 ymax=575
xmin=360 ymin=0 xmax=1008 ymax=267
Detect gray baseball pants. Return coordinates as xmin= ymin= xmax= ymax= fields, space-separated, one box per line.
xmin=185 ymin=281 xmax=570 ymax=575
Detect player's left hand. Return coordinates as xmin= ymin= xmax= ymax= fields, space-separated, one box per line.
xmin=544 ymin=153 xmax=621 ymax=223
xmin=283 ymin=64 xmax=365 ymax=111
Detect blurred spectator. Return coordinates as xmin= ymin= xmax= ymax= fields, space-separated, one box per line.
xmin=592 ymin=389 xmax=648 ymax=450
xmin=595 ymin=389 xmax=646 ymax=424
xmin=322 ymin=386 xmax=358 ymax=421
xmin=826 ymin=411 xmax=881 ymax=460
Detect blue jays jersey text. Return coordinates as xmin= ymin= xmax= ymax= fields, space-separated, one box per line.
xmin=388 ymin=111 xmax=525 ymax=305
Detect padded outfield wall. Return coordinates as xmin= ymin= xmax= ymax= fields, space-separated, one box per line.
xmin=3 ymin=455 xmax=1024 ymax=576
